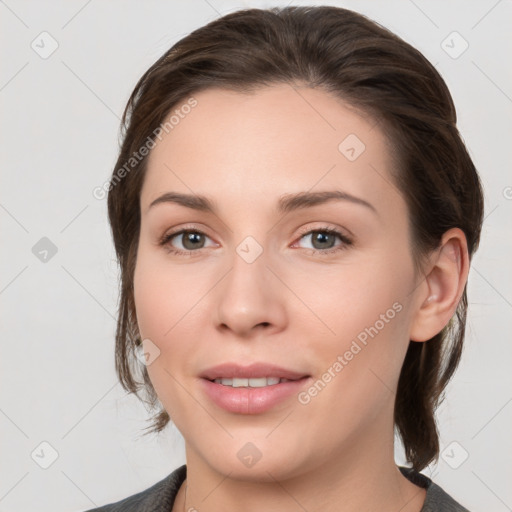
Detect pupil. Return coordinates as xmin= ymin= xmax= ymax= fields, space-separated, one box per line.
xmin=183 ymin=232 xmax=204 ymax=250
xmin=313 ymin=232 xmax=333 ymax=249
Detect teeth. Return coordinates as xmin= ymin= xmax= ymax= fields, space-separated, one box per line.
xmin=212 ymin=377 xmax=292 ymax=387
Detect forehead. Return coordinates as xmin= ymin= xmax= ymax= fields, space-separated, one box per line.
xmin=141 ymin=83 xmax=401 ymax=218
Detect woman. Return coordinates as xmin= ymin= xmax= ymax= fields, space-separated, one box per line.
xmin=86 ymin=5 xmax=483 ymax=511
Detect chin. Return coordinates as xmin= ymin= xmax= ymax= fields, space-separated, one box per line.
xmin=196 ymin=439 xmax=309 ymax=482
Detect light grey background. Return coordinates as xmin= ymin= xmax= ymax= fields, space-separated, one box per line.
xmin=1 ymin=1 xmax=511 ymax=511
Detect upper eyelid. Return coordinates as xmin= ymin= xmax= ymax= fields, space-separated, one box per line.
xmin=164 ymin=224 xmax=346 ymax=237
xmin=295 ymin=223 xmax=351 ymax=238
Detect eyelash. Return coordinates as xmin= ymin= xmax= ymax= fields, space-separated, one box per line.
xmin=158 ymin=225 xmax=353 ymax=257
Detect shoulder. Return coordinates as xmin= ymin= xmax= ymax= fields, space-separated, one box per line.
xmin=80 ymin=464 xmax=187 ymax=512
xmin=398 ymin=466 xmax=471 ymax=512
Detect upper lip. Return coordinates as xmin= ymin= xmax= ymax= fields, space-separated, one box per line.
xmin=200 ymin=362 xmax=309 ymax=381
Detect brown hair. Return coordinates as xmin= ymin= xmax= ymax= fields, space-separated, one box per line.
xmin=107 ymin=6 xmax=484 ymax=472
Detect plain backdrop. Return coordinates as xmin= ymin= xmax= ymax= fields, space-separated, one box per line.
xmin=0 ymin=1 xmax=511 ymax=511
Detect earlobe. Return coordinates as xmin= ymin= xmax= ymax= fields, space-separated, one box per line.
xmin=409 ymin=228 xmax=469 ymax=342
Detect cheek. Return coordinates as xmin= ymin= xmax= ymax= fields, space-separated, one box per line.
xmin=133 ymin=264 xmax=172 ymax=342
xmin=287 ymin=255 xmax=410 ymax=342
xmin=293 ymin=284 xmax=410 ymax=446
xmin=133 ymin=242 xmax=197 ymax=341
xmin=289 ymin=251 xmax=414 ymax=400
xmin=133 ymin=250 xmax=211 ymax=416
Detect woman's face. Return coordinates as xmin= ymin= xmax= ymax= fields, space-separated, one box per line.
xmin=134 ymin=84 xmax=423 ymax=480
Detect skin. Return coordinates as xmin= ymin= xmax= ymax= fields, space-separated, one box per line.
xmin=133 ymin=83 xmax=469 ymax=512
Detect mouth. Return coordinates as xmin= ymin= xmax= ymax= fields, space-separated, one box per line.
xmin=199 ymin=362 xmax=311 ymax=414
xmin=199 ymin=361 xmax=310 ymax=383
xmin=208 ymin=377 xmax=298 ymax=387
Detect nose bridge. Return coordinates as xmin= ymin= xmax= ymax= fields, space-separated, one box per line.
xmin=214 ymin=237 xmax=285 ymax=336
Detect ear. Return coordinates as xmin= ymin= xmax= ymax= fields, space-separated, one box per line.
xmin=409 ymin=228 xmax=470 ymax=342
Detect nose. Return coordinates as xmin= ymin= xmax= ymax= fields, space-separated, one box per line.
xmin=213 ymin=248 xmax=287 ymax=338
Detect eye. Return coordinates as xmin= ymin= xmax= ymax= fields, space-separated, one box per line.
xmin=159 ymin=228 xmax=216 ymax=255
xmin=159 ymin=225 xmax=353 ymax=257
xmin=293 ymin=226 xmax=353 ymax=255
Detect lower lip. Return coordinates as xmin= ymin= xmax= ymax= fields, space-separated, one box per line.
xmin=200 ymin=377 xmax=311 ymax=414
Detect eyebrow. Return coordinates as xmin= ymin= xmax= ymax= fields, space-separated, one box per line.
xmin=147 ymin=190 xmax=377 ymax=216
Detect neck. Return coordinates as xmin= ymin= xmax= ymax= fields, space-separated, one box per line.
xmin=175 ymin=416 xmax=426 ymax=512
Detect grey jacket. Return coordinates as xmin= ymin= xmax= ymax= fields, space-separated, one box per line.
xmin=82 ymin=464 xmax=470 ymax=511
